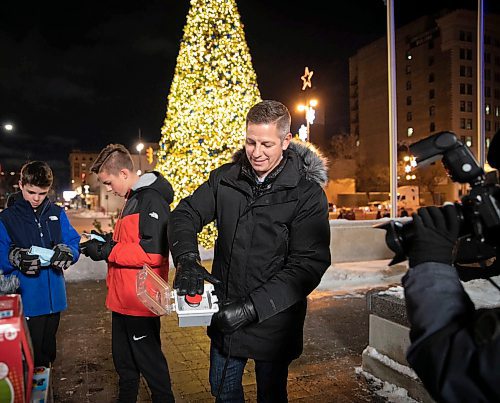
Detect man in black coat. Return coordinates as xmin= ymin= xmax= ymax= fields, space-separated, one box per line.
xmin=403 ymin=204 xmax=500 ymax=402
xmin=168 ymin=100 xmax=331 ymax=402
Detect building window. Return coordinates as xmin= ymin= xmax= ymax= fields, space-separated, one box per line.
xmin=485 ymin=52 xmax=491 ymax=63
xmin=429 ymin=106 xmax=435 ymax=116
xmin=429 ymin=89 xmax=435 ymax=99
xmin=407 ymin=112 xmax=412 ymax=121
xmin=406 ymin=96 xmax=412 ymax=106
xmin=486 ymin=104 xmax=491 ymax=115
xmin=460 ymin=83 xmax=466 ymax=94
xmin=486 ymin=120 xmax=491 ymax=131
xmin=459 ymin=65 xmax=472 ymax=77
xmin=496 ymin=106 xmax=499 ymax=117
xmin=406 ymin=65 xmax=411 ymax=74
xmin=486 ymin=87 xmax=491 ymax=97
xmin=495 ymin=89 xmax=500 ymax=99
xmin=430 ymin=122 xmax=436 ymax=132
xmin=459 ymin=48 xmax=472 ymax=60
xmin=485 ymin=69 xmax=491 ymax=80
xmin=460 ymin=118 xmax=466 ymax=129
xmin=495 ymin=73 xmax=500 ymax=83
xmin=465 ymin=136 xmax=473 ymax=146
xmin=428 ymin=56 xmax=434 ymax=66
xmin=407 ymin=127 xmax=414 ymax=137
xmin=467 ymin=101 xmax=473 ymax=112
xmin=428 ymin=73 xmax=435 ymax=83
xmin=406 ymin=80 xmax=412 ymax=90
xmin=406 ymin=52 xmax=412 ymax=60
xmin=466 ymin=119 xmax=473 ymax=130
xmin=459 ymin=30 xmax=472 ymax=42
xmin=460 ymin=101 xmax=466 ymax=112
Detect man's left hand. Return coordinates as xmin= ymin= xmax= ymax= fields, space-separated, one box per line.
xmin=211 ymin=299 xmax=257 ymax=334
xmin=50 ymin=244 xmax=74 ymax=270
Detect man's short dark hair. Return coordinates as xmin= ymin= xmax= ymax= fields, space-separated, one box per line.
xmin=20 ymin=161 xmax=53 ymax=188
xmin=91 ymin=144 xmax=134 ymax=175
xmin=246 ymin=100 xmax=291 ymax=140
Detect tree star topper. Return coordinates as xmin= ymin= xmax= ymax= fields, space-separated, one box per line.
xmin=301 ymin=66 xmax=314 ymax=91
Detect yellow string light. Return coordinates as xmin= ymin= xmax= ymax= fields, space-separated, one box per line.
xmin=156 ymin=0 xmax=261 ymax=248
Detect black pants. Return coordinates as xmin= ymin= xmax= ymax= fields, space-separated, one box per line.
xmin=112 ymin=312 xmax=175 ymax=403
xmin=26 ymin=312 xmax=60 ymax=368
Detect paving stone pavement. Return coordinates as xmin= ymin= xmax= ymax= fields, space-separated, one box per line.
xmin=52 ymin=275 xmax=386 ymax=402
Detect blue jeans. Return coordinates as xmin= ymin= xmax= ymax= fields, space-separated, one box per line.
xmin=209 ymin=344 xmax=291 ymax=403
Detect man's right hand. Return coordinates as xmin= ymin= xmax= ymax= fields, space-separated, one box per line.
xmin=8 ymin=247 xmax=42 ymax=276
xmin=408 ymin=204 xmax=460 ymax=268
xmin=174 ymin=252 xmax=221 ymax=296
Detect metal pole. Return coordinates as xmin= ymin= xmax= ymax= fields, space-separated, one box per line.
xmin=477 ymin=0 xmax=485 ymax=167
xmin=138 ymin=128 xmax=142 ymax=173
xmin=386 ymin=0 xmax=398 ymax=218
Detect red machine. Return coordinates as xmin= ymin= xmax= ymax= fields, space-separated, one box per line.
xmin=0 ymin=294 xmax=35 ymax=402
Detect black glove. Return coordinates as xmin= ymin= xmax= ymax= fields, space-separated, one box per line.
xmin=90 ymin=229 xmax=113 ymax=243
xmin=211 ymin=298 xmax=257 ymax=334
xmin=50 ymin=244 xmax=74 ymax=270
xmin=80 ymin=238 xmax=115 ymax=261
xmin=8 ymin=247 xmax=42 ymax=276
xmin=173 ymin=252 xmax=221 ymax=296
xmin=408 ymin=204 xmax=460 ymax=267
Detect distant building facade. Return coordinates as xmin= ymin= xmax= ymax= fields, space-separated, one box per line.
xmin=350 ymin=9 xmax=500 ymax=198
xmin=68 ymin=142 xmax=159 ymax=213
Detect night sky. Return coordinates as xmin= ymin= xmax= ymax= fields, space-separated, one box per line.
xmin=0 ymin=0 xmax=497 ymax=189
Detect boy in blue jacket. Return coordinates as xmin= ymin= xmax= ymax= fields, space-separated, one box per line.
xmin=0 ymin=161 xmax=80 ymax=367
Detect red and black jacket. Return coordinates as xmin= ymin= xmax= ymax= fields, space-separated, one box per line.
xmin=106 ymin=172 xmax=173 ymax=316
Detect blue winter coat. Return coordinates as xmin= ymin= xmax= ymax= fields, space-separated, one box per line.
xmin=0 ymin=195 xmax=80 ymax=316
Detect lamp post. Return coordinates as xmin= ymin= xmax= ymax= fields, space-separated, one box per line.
xmin=297 ymin=99 xmax=318 ymax=142
xmin=136 ymin=129 xmax=144 ymax=175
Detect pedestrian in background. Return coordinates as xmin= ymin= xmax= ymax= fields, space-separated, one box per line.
xmin=0 ymin=161 xmax=80 ymax=367
xmin=169 ymin=100 xmax=331 ymax=402
xmin=80 ymin=144 xmax=175 ymax=402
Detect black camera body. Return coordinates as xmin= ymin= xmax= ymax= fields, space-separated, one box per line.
xmin=378 ymin=131 xmax=500 ymax=266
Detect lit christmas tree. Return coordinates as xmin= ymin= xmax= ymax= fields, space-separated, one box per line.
xmin=157 ymin=0 xmax=261 ymax=248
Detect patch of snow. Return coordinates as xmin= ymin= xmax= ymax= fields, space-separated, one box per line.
xmin=356 ymin=367 xmax=419 ymax=403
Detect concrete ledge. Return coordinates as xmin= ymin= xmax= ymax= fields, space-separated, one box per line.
xmin=367 ymin=290 xmax=409 ymax=327
xmin=368 ymin=314 xmax=410 ymax=365
xmin=329 ymin=219 xmax=400 ymax=263
xmin=362 ymin=347 xmax=435 ymax=403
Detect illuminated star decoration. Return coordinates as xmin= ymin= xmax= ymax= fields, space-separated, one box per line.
xmin=301 ymin=66 xmax=314 ymax=91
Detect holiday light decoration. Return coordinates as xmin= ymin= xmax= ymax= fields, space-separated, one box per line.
xmin=156 ymin=0 xmax=261 ymax=248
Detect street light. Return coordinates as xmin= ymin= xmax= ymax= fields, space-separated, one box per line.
xmin=2 ymin=123 xmax=13 ymax=132
xmin=136 ymin=129 xmax=144 ymax=175
xmin=297 ymin=99 xmax=318 ymax=141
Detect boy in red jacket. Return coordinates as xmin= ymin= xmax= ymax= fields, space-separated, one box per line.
xmin=80 ymin=144 xmax=175 ymax=402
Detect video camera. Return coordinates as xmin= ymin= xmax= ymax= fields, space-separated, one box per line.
xmin=377 ymin=131 xmax=500 ymax=267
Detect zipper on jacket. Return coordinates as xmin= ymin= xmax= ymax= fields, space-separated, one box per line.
xmin=33 ymin=203 xmax=55 ymax=313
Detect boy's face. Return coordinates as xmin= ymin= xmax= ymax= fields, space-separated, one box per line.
xmin=98 ymin=169 xmax=130 ymax=198
xmin=19 ymin=183 xmax=50 ymax=209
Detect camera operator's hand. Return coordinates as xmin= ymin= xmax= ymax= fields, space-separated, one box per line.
xmin=211 ymin=298 xmax=257 ymax=334
xmin=173 ymin=252 xmax=221 ymax=296
xmin=408 ymin=204 xmax=460 ymax=267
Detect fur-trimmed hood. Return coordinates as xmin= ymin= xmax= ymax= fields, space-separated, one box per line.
xmin=232 ymin=138 xmax=328 ymax=186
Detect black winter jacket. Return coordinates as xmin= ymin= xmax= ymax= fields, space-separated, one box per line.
xmin=169 ymin=140 xmax=331 ymax=360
